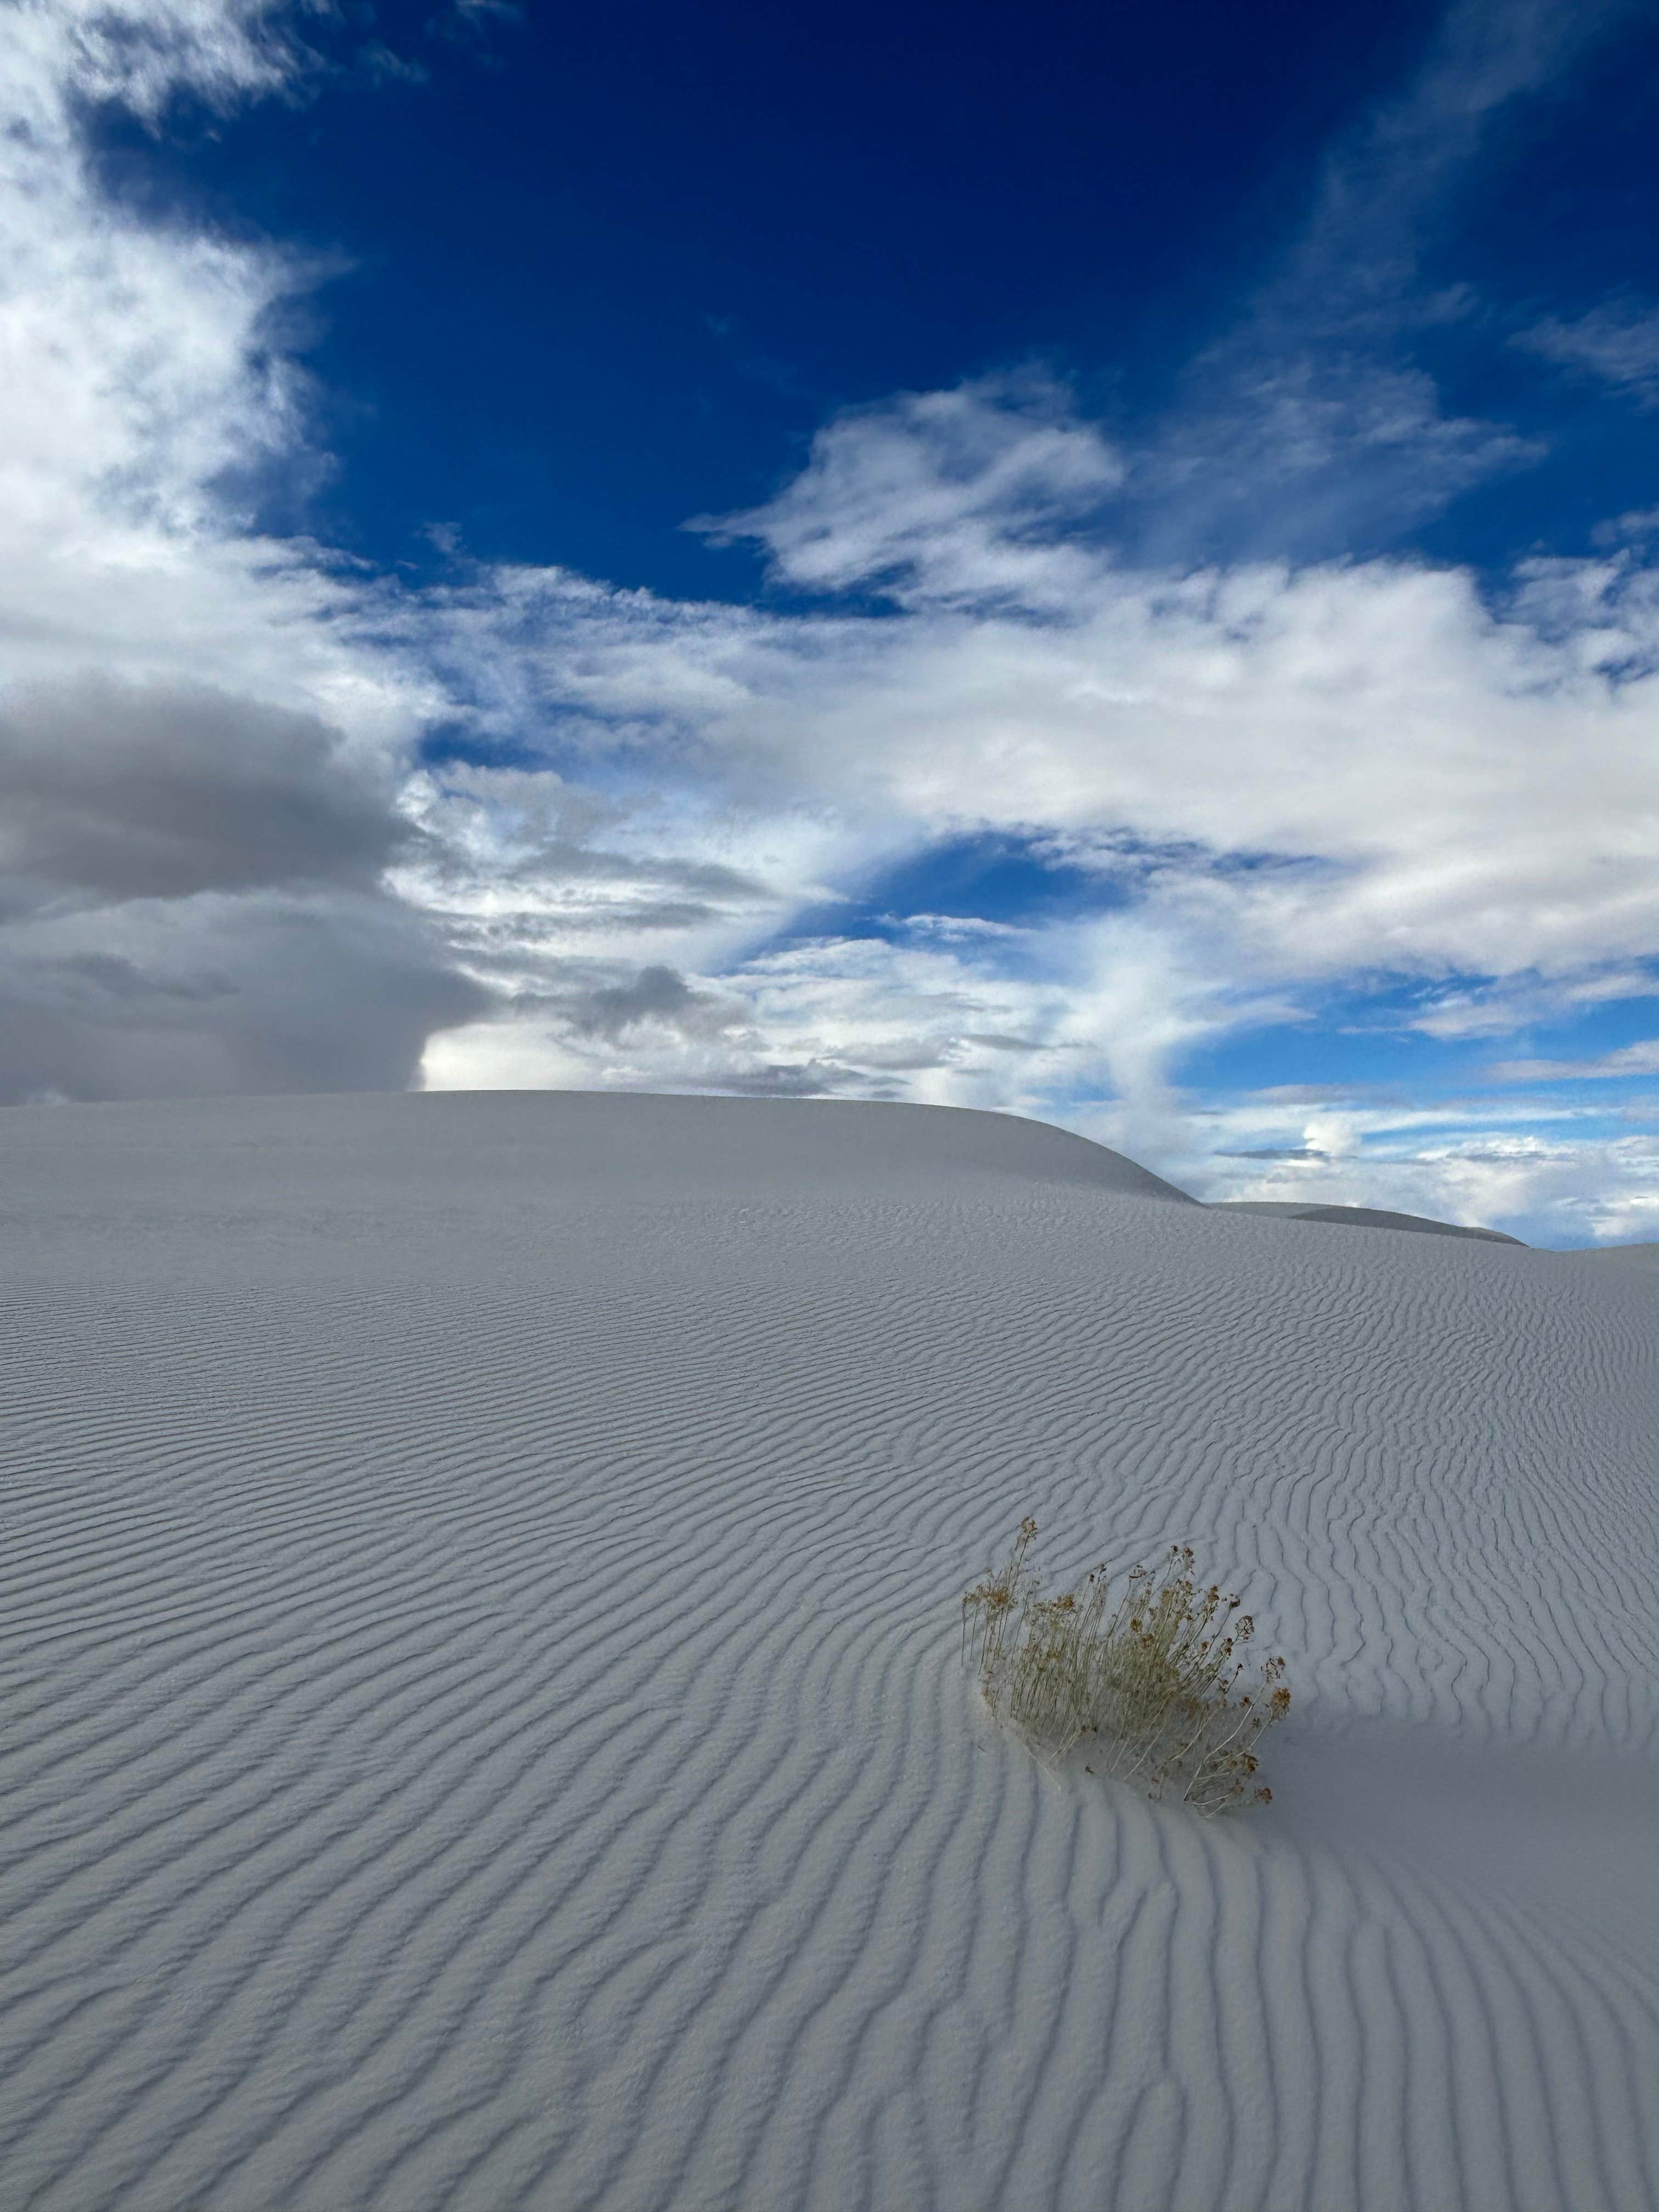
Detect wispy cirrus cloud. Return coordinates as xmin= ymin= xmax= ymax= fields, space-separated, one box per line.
xmin=1127 ymin=0 xmax=1644 ymax=561
xmin=1489 ymin=1037 xmax=1659 ymax=1080
xmin=1515 ymin=298 xmax=1659 ymax=407
xmin=697 ymin=375 xmax=1125 ymax=604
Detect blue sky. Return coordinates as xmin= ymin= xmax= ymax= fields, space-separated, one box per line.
xmin=3 ymin=0 xmax=1659 ymax=1243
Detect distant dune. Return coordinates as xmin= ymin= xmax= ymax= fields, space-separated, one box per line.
xmin=1210 ymin=1198 xmax=1525 ymax=1243
xmin=3 ymin=1092 xmax=1656 ymax=2211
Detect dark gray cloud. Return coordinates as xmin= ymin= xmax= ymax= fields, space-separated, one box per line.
xmin=48 ymin=951 xmax=238 ymax=1002
xmin=0 ymin=894 xmax=488 ymax=1105
xmin=0 ymin=679 xmax=490 ymax=1103
xmin=565 ymin=963 xmax=738 ymax=1042
xmin=679 ymin=1059 xmax=888 ymax=1099
xmin=0 ymin=678 xmax=398 ymax=904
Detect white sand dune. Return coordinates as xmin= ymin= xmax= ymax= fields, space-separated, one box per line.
xmin=3 ymin=1092 xmax=1657 ymax=2212
xmin=1210 ymin=1199 xmax=1524 ymax=1244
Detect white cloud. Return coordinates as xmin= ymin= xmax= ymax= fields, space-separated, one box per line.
xmin=699 ymin=374 xmax=1125 ymax=605
xmin=1489 ymin=1037 xmax=1659 ymax=1080
xmin=2 ymin=3 xmax=309 ymax=544
xmin=1517 ymin=300 xmax=1659 ymax=408
xmin=425 ymin=444 xmax=1659 ymax=983
xmin=8 ymin=0 xmax=295 ymax=122
xmin=1410 ymin=964 xmax=1659 ymax=1040
xmin=1189 ymin=1092 xmax=1659 ymax=1245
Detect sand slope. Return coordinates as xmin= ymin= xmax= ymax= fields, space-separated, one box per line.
xmin=1572 ymin=1241 xmax=1659 ymax=1269
xmin=3 ymin=1093 xmax=1657 ymax=2211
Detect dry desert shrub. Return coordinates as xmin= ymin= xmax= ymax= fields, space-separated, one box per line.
xmin=962 ymin=1517 xmax=1290 ymax=1814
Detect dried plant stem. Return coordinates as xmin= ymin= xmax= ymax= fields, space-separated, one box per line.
xmin=962 ymin=1521 xmax=1291 ymax=1814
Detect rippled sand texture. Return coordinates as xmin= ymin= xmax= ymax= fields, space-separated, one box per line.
xmin=3 ymin=1092 xmax=1657 ymax=2212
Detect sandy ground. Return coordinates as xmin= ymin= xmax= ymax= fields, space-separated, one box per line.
xmin=3 ymin=1092 xmax=1656 ymax=2211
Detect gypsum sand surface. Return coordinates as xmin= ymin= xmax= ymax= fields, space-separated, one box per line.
xmin=1 ymin=1090 xmax=1657 ymax=2212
